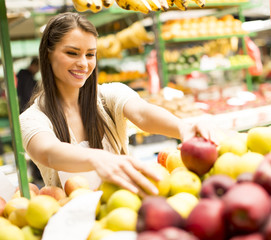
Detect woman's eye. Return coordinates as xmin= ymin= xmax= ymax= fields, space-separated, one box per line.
xmin=67 ymin=51 xmax=77 ymax=56
xmin=86 ymin=53 xmax=95 ymax=57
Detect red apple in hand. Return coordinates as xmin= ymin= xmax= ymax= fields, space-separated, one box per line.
xmin=180 ymin=137 xmax=218 ymax=176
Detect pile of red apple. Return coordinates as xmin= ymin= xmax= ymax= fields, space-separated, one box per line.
xmin=136 ymin=153 xmax=271 ymax=240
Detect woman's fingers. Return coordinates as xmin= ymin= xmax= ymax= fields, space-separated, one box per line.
xmin=121 ymin=160 xmax=159 ymax=195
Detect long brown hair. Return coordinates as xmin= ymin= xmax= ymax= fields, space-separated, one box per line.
xmin=35 ymin=12 xmax=106 ymax=149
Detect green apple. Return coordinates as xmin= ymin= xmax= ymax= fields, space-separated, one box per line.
xmin=99 ymin=181 xmax=119 ymax=203
xmin=106 ymin=189 xmax=141 ymax=213
xmin=8 ymin=208 xmax=28 ymax=228
xmin=3 ymin=197 xmax=29 ymax=218
xmin=167 ymin=192 xmax=198 ymax=218
xmin=212 ymin=152 xmax=240 ymax=179
xmin=26 ymin=195 xmax=60 ymax=230
xmin=218 ymin=135 xmax=247 ymax=156
xmin=105 ymin=207 xmax=138 ymax=231
xmin=22 ymin=225 xmax=42 ymax=240
xmin=0 ymin=224 xmax=24 ymax=240
xmin=247 ymin=127 xmax=271 ymax=155
xmin=169 ymin=169 xmax=201 ymax=197
xmin=235 ymin=152 xmax=264 ymax=178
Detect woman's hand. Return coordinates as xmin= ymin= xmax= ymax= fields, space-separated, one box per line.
xmin=179 ymin=120 xmax=220 ymax=145
xmin=90 ymin=149 xmax=160 ymax=197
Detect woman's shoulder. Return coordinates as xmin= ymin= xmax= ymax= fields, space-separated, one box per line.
xmin=19 ymin=98 xmax=49 ymax=122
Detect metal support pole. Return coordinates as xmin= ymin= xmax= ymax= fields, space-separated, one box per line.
xmin=0 ymin=0 xmax=30 ymax=199
xmin=151 ymin=12 xmax=168 ymax=87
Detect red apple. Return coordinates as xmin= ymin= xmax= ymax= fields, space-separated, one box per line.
xmin=39 ymin=186 xmax=66 ymax=201
xmin=261 ymin=214 xmax=271 ymax=240
xmin=180 ymin=137 xmax=218 ymax=176
xmin=159 ymin=226 xmax=200 ymax=240
xmin=137 ymin=231 xmax=166 ymax=240
xmin=64 ymin=175 xmax=90 ymax=196
xmin=253 ymin=153 xmax=271 ymax=195
xmin=222 ymin=182 xmax=271 ymax=234
xmin=200 ymin=174 xmax=236 ymax=199
xmin=136 ymin=196 xmax=185 ymax=232
xmin=0 ymin=196 xmax=6 ymax=216
xmin=229 ymin=233 xmax=264 ymax=240
xmin=15 ymin=183 xmax=40 ymax=196
xmin=185 ymin=198 xmax=226 ymax=240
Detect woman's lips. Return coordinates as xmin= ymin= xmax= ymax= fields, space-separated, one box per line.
xmin=69 ymin=70 xmax=87 ymax=79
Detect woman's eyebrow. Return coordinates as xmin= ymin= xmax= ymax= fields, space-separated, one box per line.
xmin=64 ymin=46 xmax=96 ymax=51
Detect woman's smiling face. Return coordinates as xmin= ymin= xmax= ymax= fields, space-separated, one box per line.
xmin=49 ymin=27 xmax=97 ymax=90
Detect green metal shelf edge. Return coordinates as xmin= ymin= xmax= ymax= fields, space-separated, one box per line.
xmin=164 ymin=32 xmax=256 ymax=43
xmin=168 ymin=63 xmax=253 ymax=75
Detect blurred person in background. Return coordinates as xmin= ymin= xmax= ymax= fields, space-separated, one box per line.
xmin=17 ymin=57 xmax=39 ymax=113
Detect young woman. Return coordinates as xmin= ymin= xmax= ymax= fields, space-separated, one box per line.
xmin=20 ymin=12 xmax=218 ymax=196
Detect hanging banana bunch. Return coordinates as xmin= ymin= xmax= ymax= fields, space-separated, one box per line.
xmin=174 ymin=0 xmax=188 ymax=10
xmin=101 ymin=0 xmax=115 ymax=8
xmin=191 ymin=0 xmax=205 ymax=7
xmin=115 ymin=0 xmax=152 ymax=14
xmin=72 ymin=0 xmax=206 ymax=13
xmin=72 ymin=0 xmax=103 ymax=12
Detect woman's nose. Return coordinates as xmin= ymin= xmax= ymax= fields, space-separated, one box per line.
xmin=76 ymin=56 xmax=88 ymax=68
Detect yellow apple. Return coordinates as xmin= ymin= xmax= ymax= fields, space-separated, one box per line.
xmin=247 ymin=127 xmax=271 ymax=155
xmin=39 ymin=186 xmax=66 ymax=201
xmin=99 ymin=181 xmax=119 ymax=204
xmin=58 ymin=196 xmax=72 ymax=207
xmin=88 ymin=229 xmax=114 ymax=240
xmin=157 ymin=147 xmax=177 ymax=168
xmin=166 ymin=149 xmax=185 ymax=173
xmin=146 ymin=162 xmax=171 ymax=196
xmin=87 ymin=220 xmax=105 ymax=240
xmin=64 ymin=175 xmax=90 ymax=196
xmin=21 ymin=225 xmax=42 ymax=240
xmin=212 ymin=152 xmax=241 ymax=179
xmin=218 ymin=135 xmax=247 ymax=156
xmin=0 ymin=224 xmax=24 ymax=240
xmin=96 ymin=203 xmax=108 ymax=220
xmin=105 ymin=207 xmax=138 ymax=231
xmin=0 ymin=216 xmax=11 ymax=227
xmin=106 ymin=189 xmax=141 ymax=213
xmin=235 ymin=152 xmax=264 ymax=178
xmin=167 ymin=192 xmax=199 ymax=218
xmin=3 ymin=197 xmax=29 ymax=218
xmin=169 ymin=169 xmax=201 ymax=197
xmin=26 ymin=195 xmax=60 ymax=230
xmin=69 ymin=188 xmax=93 ymax=199
xmin=8 ymin=208 xmax=28 ymax=228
